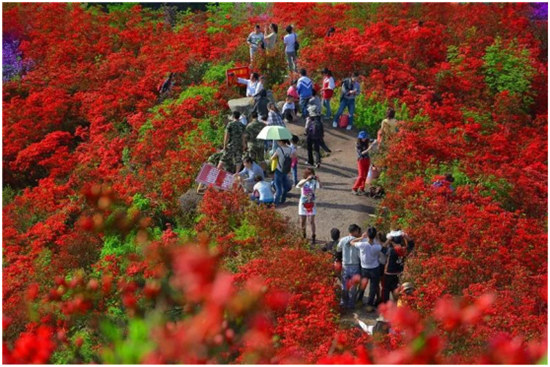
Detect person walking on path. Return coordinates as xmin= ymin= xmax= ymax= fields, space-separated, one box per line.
xmin=247 ymin=24 xmax=264 ymax=63
xmin=336 ymin=224 xmax=362 ymax=309
xmin=296 ymin=167 xmax=321 ymax=245
xmin=219 ymin=112 xmax=246 ymax=173
xmin=283 ymin=25 xmax=298 ymax=72
xmin=352 ymin=131 xmax=370 ymax=195
xmin=244 ymin=111 xmax=266 ymax=163
xmin=350 ymin=227 xmax=385 ymax=312
xmin=263 ymin=23 xmax=278 ymax=51
xmin=333 ymin=71 xmax=361 ymax=130
xmin=297 ymin=69 xmax=313 ymax=118
xmin=321 ymin=68 xmax=335 ymax=119
xmin=236 ymin=72 xmax=261 ymax=97
xmin=305 ymin=105 xmax=323 ymax=168
xmin=270 ymin=140 xmax=293 ymax=206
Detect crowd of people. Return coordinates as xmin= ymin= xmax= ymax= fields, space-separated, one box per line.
xmin=322 ymin=225 xmax=415 ymax=312
xmin=199 ymin=23 xmax=417 ymax=313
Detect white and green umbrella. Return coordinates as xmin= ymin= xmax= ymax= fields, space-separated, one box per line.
xmin=256 ymin=125 xmax=292 ymax=140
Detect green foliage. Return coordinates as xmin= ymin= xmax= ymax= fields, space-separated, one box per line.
xmin=233 ymin=219 xmax=258 ymax=241
xmin=462 ymin=109 xmax=496 ymax=133
xmin=483 ymin=38 xmax=535 ymax=106
xmin=3 ymin=185 xmax=19 ymax=206
xmin=175 ymin=85 xmax=217 ymax=105
xmin=132 ymin=193 xmax=150 ymax=211
xmin=203 ymin=61 xmax=235 ymax=84
xmin=101 ymin=318 xmax=156 ymax=364
xmin=100 ymin=234 xmax=137 ymax=259
xmin=347 ymin=3 xmax=383 ymax=25
xmin=106 ymin=3 xmax=138 ymax=13
xmin=424 ymin=161 xmax=472 ymax=187
xmin=479 ymin=174 xmax=514 ymax=210
xmin=197 ymin=117 xmax=225 ymax=147
xmin=354 ymin=95 xmax=409 ymax=137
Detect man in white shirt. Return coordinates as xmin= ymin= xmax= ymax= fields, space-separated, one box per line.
xmin=283 ymin=25 xmax=298 ymax=72
xmin=336 ymin=224 xmax=362 ymax=309
xmin=351 ymin=227 xmax=386 ymax=312
xmin=247 ymin=25 xmax=264 ymax=63
xmin=236 ymin=72 xmax=260 ymax=97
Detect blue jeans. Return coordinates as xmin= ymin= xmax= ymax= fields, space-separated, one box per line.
xmin=299 ymin=96 xmax=311 ymax=117
xmin=322 ymin=98 xmax=332 ymax=118
xmin=292 ymin=164 xmax=298 ymax=186
xmin=333 ymin=98 xmax=356 ymax=127
xmin=273 ymin=169 xmax=291 ymax=204
xmin=341 ymin=264 xmax=361 ymax=308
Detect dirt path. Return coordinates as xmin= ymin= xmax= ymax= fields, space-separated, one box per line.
xmin=275 ymin=118 xmax=380 ymax=244
xmin=274 ymin=117 xmax=383 ymax=331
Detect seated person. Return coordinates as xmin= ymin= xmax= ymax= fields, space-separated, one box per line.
xmin=282 ymin=96 xmax=297 ymax=123
xmin=235 ymin=157 xmax=264 ymax=192
xmin=252 ymin=175 xmax=274 ymax=204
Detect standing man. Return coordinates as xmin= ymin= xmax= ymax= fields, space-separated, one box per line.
xmin=244 ymin=111 xmax=266 ymax=163
xmin=247 ymin=25 xmax=264 ymax=64
xmin=336 ymin=224 xmax=362 ymax=310
xmin=219 ymin=111 xmax=246 ymax=173
xmin=283 ymin=25 xmax=298 ymax=72
xmin=297 ymin=69 xmax=313 ymax=118
xmin=333 ymin=71 xmax=361 ymax=131
xmin=236 ymin=72 xmax=261 ymax=97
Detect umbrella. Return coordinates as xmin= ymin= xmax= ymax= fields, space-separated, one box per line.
xmin=256 ymin=125 xmax=292 ymax=140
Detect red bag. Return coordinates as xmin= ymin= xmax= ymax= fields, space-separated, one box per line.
xmin=339 ymin=114 xmax=349 ymax=128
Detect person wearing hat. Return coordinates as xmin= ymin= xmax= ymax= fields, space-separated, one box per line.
xmin=305 ymin=105 xmax=324 ymax=168
xmin=352 ymin=131 xmax=370 ymax=195
xmin=382 ymin=232 xmax=415 ymax=303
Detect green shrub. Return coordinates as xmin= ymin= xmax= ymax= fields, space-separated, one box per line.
xmin=203 ymin=61 xmax=235 ymax=84
xmin=175 ymin=85 xmax=217 ymax=105
xmin=483 ymin=38 xmax=535 ymax=107
xmin=354 ymin=95 xmax=409 ymax=137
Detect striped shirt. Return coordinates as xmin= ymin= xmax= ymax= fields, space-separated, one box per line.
xmin=267 ymin=110 xmax=285 ymax=126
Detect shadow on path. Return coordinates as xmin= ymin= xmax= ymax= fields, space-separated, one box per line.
xmin=317 ymin=201 xmax=376 ymax=214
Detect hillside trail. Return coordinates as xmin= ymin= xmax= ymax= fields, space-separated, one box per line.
xmin=274 ymin=117 xmax=382 ymax=330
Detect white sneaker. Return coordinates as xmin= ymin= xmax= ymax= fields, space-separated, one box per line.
xmin=332 ymin=121 xmax=337 ymax=128
xmin=346 ymin=125 xmax=352 ymax=131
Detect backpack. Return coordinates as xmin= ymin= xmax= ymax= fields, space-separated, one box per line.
xmin=307 ymin=117 xmax=323 ymax=140
xmin=339 ymin=114 xmax=349 ymax=128
xmin=278 ymin=147 xmax=292 ymax=174
xmin=294 ymin=33 xmax=300 ymax=51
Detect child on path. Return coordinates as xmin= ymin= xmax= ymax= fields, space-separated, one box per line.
xmin=296 ymin=167 xmax=321 ymax=245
